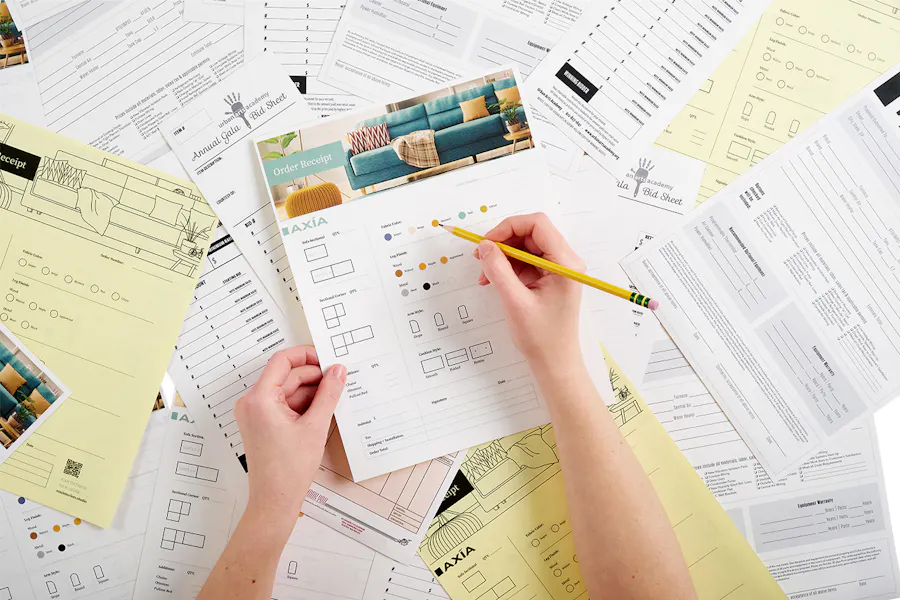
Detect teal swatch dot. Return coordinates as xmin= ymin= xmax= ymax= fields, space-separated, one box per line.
xmin=458 ymin=211 xmax=466 ymax=219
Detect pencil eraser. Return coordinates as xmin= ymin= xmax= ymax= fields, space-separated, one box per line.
xmin=648 ymin=299 xmax=659 ymax=311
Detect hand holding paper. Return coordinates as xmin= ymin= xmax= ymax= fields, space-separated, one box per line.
xmin=236 ymin=347 xmax=346 ymax=519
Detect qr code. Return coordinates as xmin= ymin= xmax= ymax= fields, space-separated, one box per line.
xmin=64 ymin=459 xmax=83 ymax=478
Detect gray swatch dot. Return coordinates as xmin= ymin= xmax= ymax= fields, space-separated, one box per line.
xmin=37 ymin=551 xmax=44 ymax=558
xmin=401 ymin=289 xmax=409 ymax=297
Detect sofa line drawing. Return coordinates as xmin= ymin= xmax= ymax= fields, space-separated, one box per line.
xmin=0 ymin=121 xmax=217 ymax=278
xmin=343 ymin=77 xmax=526 ymax=192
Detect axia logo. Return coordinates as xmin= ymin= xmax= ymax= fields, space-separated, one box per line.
xmin=282 ymin=216 xmax=328 ymax=236
xmin=434 ymin=546 xmax=475 ymax=576
xmin=170 ymin=411 xmax=194 ymax=424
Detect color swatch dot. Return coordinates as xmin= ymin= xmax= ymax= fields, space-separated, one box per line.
xmin=53 ymin=525 xmax=60 ymax=532
xmin=17 ymin=497 xmax=25 ymax=504
xmin=30 ymin=532 xmax=37 ymax=539
xmin=58 ymin=544 xmax=66 ymax=552
xmin=384 ymin=233 xmax=392 ymax=241
xmin=458 ymin=211 xmax=466 ymax=219
xmin=418 ymin=263 xmax=427 ymax=271
xmin=431 ymin=219 xmax=439 ymax=227
xmin=480 ymin=205 xmax=488 ymax=213
xmin=440 ymin=256 xmax=448 ymax=264
xmin=74 ymin=518 xmax=81 ymax=526
xmin=395 ymin=270 xmax=403 ymax=278
xmin=408 ymin=226 xmax=416 ymax=234
xmin=401 ymin=289 xmax=410 ymax=297
xmin=37 ymin=551 xmax=44 ymax=558
xmin=423 ymin=283 xmax=432 ymax=291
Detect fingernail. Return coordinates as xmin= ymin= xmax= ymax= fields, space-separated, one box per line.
xmin=472 ymin=248 xmax=480 ymax=259
xmin=478 ymin=241 xmax=493 ymax=257
xmin=330 ymin=364 xmax=347 ymax=384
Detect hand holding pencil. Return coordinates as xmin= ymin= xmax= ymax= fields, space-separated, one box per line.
xmin=458 ymin=213 xmax=588 ymax=367
xmin=447 ymin=213 xmax=656 ymax=368
xmin=443 ymin=214 xmax=658 ymax=310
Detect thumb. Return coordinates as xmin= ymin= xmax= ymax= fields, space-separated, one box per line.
xmin=303 ymin=364 xmax=347 ymax=427
xmin=478 ymin=241 xmax=527 ymax=306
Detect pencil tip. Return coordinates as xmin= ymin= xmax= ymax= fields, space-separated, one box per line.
xmin=440 ymin=224 xmax=452 ymax=231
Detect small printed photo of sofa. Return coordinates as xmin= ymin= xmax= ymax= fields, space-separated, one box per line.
xmin=0 ymin=1 xmax=28 ymax=70
xmin=261 ymin=71 xmax=532 ymax=223
xmin=0 ymin=327 xmax=65 ymax=450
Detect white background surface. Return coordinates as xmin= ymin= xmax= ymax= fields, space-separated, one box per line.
xmin=876 ymin=403 xmax=900 ymax=586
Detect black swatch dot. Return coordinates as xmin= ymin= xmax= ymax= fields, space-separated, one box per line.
xmin=423 ymin=283 xmax=431 ymax=291
xmin=58 ymin=544 xmax=66 ymax=552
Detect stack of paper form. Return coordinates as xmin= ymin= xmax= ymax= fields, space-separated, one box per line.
xmin=2 ymin=0 xmax=900 ymax=598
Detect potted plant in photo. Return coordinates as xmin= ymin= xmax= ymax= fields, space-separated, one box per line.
xmin=0 ymin=17 xmax=15 ymax=48
xmin=9 ymin=403 xmax=35 ymax=431
xmin=180 ymin=220 xmax=202 ymax=256
xmin=261 ymin=132 xmax=305 ymax=192
xmin=488 ymin=98 xmax=524 ymax=133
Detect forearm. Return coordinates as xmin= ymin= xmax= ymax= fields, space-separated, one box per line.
xmin=535 ymin=360 xmax=696 ymax=600
xmin=197 ymin=503 xmax=295 ymax=600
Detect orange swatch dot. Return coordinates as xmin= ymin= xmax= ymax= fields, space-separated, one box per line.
xmin=73 ymin=518 xmax=81 ymax=526
xmin=440 ymin=256 xmax=448 ymax=264
xmin=480 ymin=205 xmax=488 ymax=213
xmin=394 ymin=269 xmax=403 ymax=278
xmin=30 ymin=532 xmax=37 ymax=539
xmin=53 ymin=525 xmax=60 ymax=532
xmin=418 ymin=263 xmax=427 ymax=271
xmin=431 ymin=219 xmax=439 ymax=227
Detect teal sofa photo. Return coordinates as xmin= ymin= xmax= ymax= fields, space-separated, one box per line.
xmin=0 ymin=345 xmax=55 ymax=431
xmin=344 ymin=78 xmax=527 ymax=191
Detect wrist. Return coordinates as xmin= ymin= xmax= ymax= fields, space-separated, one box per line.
xmin=245 ymin=493 xmax=302 ymax=542
xmin=528 ymin=348 xmax=586 ymax=384
xmin=531 ymin=355 xmax=600 ymax=411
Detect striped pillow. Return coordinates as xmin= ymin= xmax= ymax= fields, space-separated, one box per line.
xmin=348 ymin=122 xmax=390 ymax=155
xmin=371 ymin=122 xmax=390 ymax=147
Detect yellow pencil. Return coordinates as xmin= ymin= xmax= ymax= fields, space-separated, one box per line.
xmin=441 ymin=224 xmax=659 ymax=311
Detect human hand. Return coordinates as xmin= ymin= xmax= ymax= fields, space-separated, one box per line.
xmin=234 ymin=346 xmax=346 ymax=525
xmin=475 ymin=213 xmax=585 ymax=372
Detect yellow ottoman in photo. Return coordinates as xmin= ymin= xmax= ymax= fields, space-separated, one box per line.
xmin=285 ymin=182 xmax=342 ymax=218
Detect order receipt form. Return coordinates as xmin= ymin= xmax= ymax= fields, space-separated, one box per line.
xmin=522 ymin=0 xmax=772 ymax=176
xmin=623 ymin=65 xmax=900 ymax=479
xmin=253 ymin=70 xmax=608 ymax=481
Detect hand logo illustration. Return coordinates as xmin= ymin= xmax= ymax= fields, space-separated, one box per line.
xmin=224 ymin=93 xmax=251 ymax=129
xmin=630 ymin=158 xmax=654 ymax=198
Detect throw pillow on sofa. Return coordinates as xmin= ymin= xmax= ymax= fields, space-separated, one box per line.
xmin=150 ymin=196 xmax=185 ymax=225
xmin=495 ymin=86 xmax=521 ymax=105
xmin=38 ymin=157 xmax=86 ymax=190
xmin=460 ymin=96 xmax=490 ymax=122
xmin=25 ymin=388 xmax=51 ymax=415
xmin=348 ymin=123 xmax=390 ymax=155
xmin=0 ymin=363 xmax=25 ymax=395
